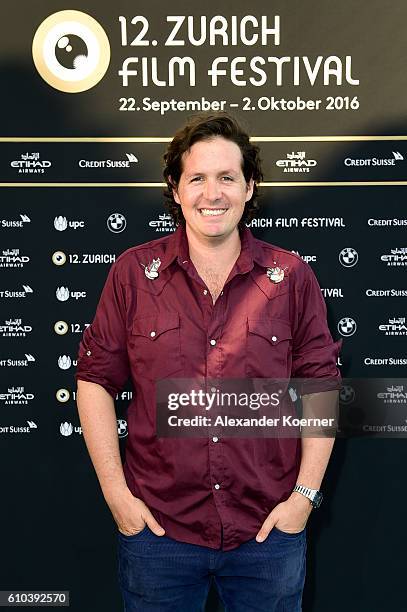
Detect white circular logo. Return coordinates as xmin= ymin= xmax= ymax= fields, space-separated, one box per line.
xmin=117 ymin=418 xmax=128 ymax=438
xmin=56 ymin=388 xmax=70 ymax=402
xmin=32 ymin=10 xmax=110 ymax=93
xmin=107 ymin=213 xmax=127 ymax=233
xmin=338 ymin=317 xmax=357 ymax=337
xmin=340 ymin=385 xmax=355 ymax=404
xmin=52 ymin=251 xmax=66 ymax=266
xmin=339 ymin=247 xmax=358 ymax=268
xmin=54 ymin=321 xmax=69 ymax=335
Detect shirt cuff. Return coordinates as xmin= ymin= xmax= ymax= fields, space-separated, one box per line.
xmin=76 ymin=334 xmax=128 ymax=399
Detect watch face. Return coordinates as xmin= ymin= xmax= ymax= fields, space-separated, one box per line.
xmin=312 ymin=491 xmax=323 ymax=508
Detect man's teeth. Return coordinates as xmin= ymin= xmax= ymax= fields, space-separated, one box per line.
xmin=199 ymin=208 xmax=227 ymax=216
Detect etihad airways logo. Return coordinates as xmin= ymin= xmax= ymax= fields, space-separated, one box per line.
xmin=377 ymin=384 xmax=407 ymax=404
xmin=149 ymin=213 xmax=175 ymax=233
xmin=0 ymin=319 xmax=32 ymax=338
xmin=275 ymin=151 xmax=317 ymax=173
xmin=10 ymin=152 xmax=52 ymax=174
xmin=0 ymin=387 xmax=35 ymax=405
xmin=380 ymin=248 xmax=407 ymax=266
xmin=0 ymin=249 xmax=30 ymax=268
xmin=378 ymin=317 xmax=407 ymax=336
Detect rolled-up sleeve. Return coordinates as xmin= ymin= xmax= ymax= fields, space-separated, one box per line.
xmin=76 ymin=261 xmax=130 ymax=399
xmin=291 ymin=263 xmax=342 ymax=394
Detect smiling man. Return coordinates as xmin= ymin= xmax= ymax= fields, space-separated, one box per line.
xmin=76 ymin=113 xmax=342 ymax=611
xmin=171 ymin=133 xmax=254 ymax=305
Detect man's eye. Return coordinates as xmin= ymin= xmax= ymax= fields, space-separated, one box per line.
xmin=191 ymin=176 xmax=203 ymax=182
xmin=222 ymin=176 xmax=233 ymax=181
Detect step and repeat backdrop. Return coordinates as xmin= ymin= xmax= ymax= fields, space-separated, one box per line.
xmin=1 ymin=1 xmax=407 ymax=611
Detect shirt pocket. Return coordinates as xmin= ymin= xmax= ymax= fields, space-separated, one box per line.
xmin=129 ymin=312 xmax=183 ymax=380
xmin=246 ymin=318 xmax=292 ymax=379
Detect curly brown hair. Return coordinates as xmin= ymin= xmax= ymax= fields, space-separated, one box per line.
xmin=162 ymin=113 xmax=263 ymax=229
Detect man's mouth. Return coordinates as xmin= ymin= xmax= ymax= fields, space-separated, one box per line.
xmin=199 ymin=208 xmax=228 ymax=216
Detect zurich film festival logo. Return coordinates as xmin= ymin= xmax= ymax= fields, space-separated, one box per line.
xmin=32 ymin=10 xmax=110 ymax=93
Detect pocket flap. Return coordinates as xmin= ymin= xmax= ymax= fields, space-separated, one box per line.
xmin=247 ymin=318 xmax=292 ymax=344
xmin=132 ymin=312 xmax=180 ymax=340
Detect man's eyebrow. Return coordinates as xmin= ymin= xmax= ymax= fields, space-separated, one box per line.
xmin=184 ymin=169 xmax=240 ymax=178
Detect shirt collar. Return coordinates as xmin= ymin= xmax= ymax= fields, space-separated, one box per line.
xmin=160 ymin=223 xmax=267 ymax=274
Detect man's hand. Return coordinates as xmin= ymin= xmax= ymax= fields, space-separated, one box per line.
xmin=255 ymin=492 xmax=312 ymax=542
xmin=106 ymin=487 xmax=166 ymax=537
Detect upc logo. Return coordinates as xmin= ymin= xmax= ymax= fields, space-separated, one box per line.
xmin=54 ymin=216 xmax=68 ymax=231
xmin=56 ymin=286 xmax=70 ymax=301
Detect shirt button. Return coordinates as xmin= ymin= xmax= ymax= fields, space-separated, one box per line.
xmin=272 ymin=335 xmax=277 ymax=342
xmin=150 ymin=331 xmax=156 ymax=338
xmin=203 ymin=289 xmax=208 ymax=295
xmin=220 ymin=291 xmax=224 ymax=296
xmin=210 ymin=339 xmax=216 ymax=346
xmin=214 ymin=483 xmax=220 ymax=490
xmin=86 ymin=350 xmax=91 ymax=356
xmin=212 ymin=436 xmax=219 ymax=443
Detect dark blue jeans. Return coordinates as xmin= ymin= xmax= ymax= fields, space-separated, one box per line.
xmin=117 ymin=525 xmax=306 ymax=611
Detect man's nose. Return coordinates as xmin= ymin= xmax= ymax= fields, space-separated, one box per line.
xmin=203 ymin=178 xmax=222 ymax=201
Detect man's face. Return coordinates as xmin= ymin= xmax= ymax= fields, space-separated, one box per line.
xmin=172 ymin=136 xmax=254 ymax=241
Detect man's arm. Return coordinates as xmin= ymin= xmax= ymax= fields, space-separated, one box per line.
xmin=255 ymin=390 xmax=338 ymax=542
xmin=76 ymin=379 xmax=165 ymax=536
xmin=296 ymin=436 xmax=335 ymax=491
xmin=255 ymin=437 xmax=334 ymax=542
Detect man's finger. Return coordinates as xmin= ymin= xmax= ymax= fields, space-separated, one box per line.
xmin=143 ymin=510 xmax=165 ymax=536
xmin=255 ymin=515 xmax=277 ymax=542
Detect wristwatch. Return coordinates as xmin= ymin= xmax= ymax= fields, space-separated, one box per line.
xmin=293 ymin=484 xmax=323 ymax=508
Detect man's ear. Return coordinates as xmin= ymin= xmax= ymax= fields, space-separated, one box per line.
xmin=169 ymin=176 xmax=181 ymax=205
xmin=245 ymin=178 xmax=254 ymax=203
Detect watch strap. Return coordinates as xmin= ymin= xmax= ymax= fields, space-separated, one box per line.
xmin=293 ymin=483 xmax=323 ymax=508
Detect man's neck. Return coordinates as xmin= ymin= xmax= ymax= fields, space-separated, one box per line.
xmin=185 ymin=225 xmax=241 ymax=269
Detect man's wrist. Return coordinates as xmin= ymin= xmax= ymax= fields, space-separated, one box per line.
xmin=290 ymin=490 xmax=314 ymax=509
xmin=292 ymin=484 xmax=323 ymax=508
xmin=103 ymin=483 xmax=133 ymax=505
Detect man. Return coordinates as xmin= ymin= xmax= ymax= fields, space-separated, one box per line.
xmin=76 ymin=113 xmax=342 ymax=611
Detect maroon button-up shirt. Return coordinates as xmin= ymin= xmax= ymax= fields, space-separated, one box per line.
xmin=76 ymin=224 xmax=342 ymax=551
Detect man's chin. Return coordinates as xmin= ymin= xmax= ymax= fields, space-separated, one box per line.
xmin=201 ymin=228 xmax=228 ymax=239
xmin=186 ymin=220 xmax=238 ymax=240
